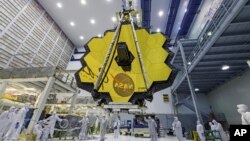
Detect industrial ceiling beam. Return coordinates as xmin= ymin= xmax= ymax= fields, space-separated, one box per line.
xmin=0 ymin=77 xmax=49 ymax=83
xmin=193 ymin=66 xmax=247 ymax=71
xmin=176 ymin=44 xmax=250 ymax=55
xmin=191 ymin=70 xmax=237 ymax=74
xmin=206 ymin=51 xmax=250 ymax=56
xmin=196 ymin=63 xmax=247 ymax=68
xmin=21 ymin=82 xmax=44 ymax=90
xmin=220 ymin=32 xmax=250 ymax=37
xmin=55 ymin=79 xmax=77 ymax=92
xmin=196 ymin=60 xmax=247 ymax=65
xmin=230 ymin=20 xmax=250 ymax=25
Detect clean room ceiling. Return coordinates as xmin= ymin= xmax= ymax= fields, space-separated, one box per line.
xmin=37 ymin=0 xmax=138 ymax=47
xmin=37 ymin=0 xmax=190 ymax=48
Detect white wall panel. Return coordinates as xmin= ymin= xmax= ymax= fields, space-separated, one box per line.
xmin=0 ymin=0 xmax=75 ymax=69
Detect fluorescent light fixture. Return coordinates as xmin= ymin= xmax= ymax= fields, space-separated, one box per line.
xmin=90 ymin=19 xmax=95 ymax=24
xmin=184 ymin=9 xmax=187 ymax=13
xmin=7 ymin=88 xmax=17 ymax=91
xmin=106 ymin=0 xmax=111 ymax=2
xmin=158 ymin=10 xmax=164 ymax=17
xmin=195 ymin=88 xmax=199 ymax=91
xmin=188 ymin=62 xmax=191 ymax=65
xmin=25 ymin=87 xmax=36 ymax=91
xmin=80 ymin=0 xmax=87 ymax=5
xmin=80 ymin=36 xmax=84 ymax=40
xmin=136 ymin=14 xmax=140 ymax=19
xmin=111 ymin=16 xmax=117 ymax=22
xmin=247 ymin=60 xmax=250 ymax=67
xmin=156 ymin=28 xmax=161 ymax=32
xmin=222 ymin=65 xmax=230 ymax=70
xmin=178 ymin=27 xmax=181 ymax=30
xmin=207 ymin=31 xmax=212 ymax=36
xmin=98 ymin=34 xmax=102 ymax=37
xmin=70 ymin=21 xmax=75 ymax=26
xmin=57 ymin=2 xmax=62 ymax=8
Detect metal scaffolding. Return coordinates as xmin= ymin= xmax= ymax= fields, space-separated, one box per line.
xmin=0 ymin=66 xmax=78 ymax=133
xmin=170 ymin=0 xmax=249 ymax=122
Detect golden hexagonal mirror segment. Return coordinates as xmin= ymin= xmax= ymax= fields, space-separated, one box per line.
xmin=75 ymin=10 xmax=176 ymax=106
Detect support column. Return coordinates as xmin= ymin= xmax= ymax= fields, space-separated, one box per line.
xmin=27 ymin=77 xmax=55 ymax=133
xmin=0 ymin=81 xmax=8 ymax=97
xmin=170 ymin=92 xmax=178 ymax=115
xmin=68 ymin=90 xmax=78 ymax=114
xmin=178 ymin=41 xmax=202 ymax=122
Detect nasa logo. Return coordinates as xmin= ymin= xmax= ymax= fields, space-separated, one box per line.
xmin=113 ymin=73 xmax=134 ymax=97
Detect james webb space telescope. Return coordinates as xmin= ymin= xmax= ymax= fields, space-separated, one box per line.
xmin=75 ymin=9 xmax=176 ymax=106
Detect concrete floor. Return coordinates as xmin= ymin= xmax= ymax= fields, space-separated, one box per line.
xmin=54 ymin=134 xmax=193 ymax=141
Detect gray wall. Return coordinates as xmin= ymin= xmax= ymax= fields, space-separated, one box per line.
xmin=177 ymin=93 xmax=211 ymax=114
xmin=208 ymin=70 xmax=250 ymax=124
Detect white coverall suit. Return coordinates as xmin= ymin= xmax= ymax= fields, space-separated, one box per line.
xmin=212 ymin=120 xmax=228 ymax=141
xmin=33 ymin=121 xmax=43 ymax=141
xmin=114 ymin=119 xmax=121 ymax=138
xmin=4 ymin=103 xmax=30 ymax=141
xmin=79 ymin=117 xmax=89 ymax=140
xmin=147 ymin=118 xmax=158 ymax=141
xmin=100 ymin=117 xmax=108 ymax=141
xmin=45 ymin=112 xmax=62 ymax=138
xmin=237 ymin=104 xmax=250 ymax=125
xmin=196 ymin=121 xmax=206 ymax=141
xmin=172 ymin=117 xmax=184 ymax=141
xmin=0 ymin=106 xmax=16 ymax=138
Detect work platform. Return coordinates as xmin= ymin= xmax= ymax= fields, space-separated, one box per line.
xmin=0 ymin=66 xmax=77 ymax=93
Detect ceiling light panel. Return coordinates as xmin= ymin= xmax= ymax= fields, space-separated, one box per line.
xmin=111 ymin=16 xmax=117 ymax=22
xmin=90 ymin=19 xmax=96 ymax=24
xmin=80 ymin=0 xmax=87 ymax=5
xmin=158 ymin=10 xmax=164 ymax=17
xmin=222 ymin=65 xmax=230 ymax=70
xmin=70 ymin=21 xmax=75 ymax=26
xmin=57 ymin=2 xmax=62 ymax=8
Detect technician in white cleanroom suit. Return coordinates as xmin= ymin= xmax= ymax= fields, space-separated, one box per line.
xmin=41 ymin=122 xmax=50 ymax=141
xmin=45 ymin=111 xmax=62 ymax=138
xmin=209 ymin=122 xmax=215 ymax=131
xmin=196 ymin=120 xmax=206 ymax=141
xmin=33 ymin=120 xmax=43 ymax=141
xmin=209 ymin=122 xmax=220 ymax=140
xmin=79 ymin=116 xmax=89 ymax=140
xmin=146 ymin=116 xmax=158 ymax=141
xmin=212 ymin=120 xmax=228 ymax=141
xmin=113 ymin=117 xmax=121 ymax=138
xmin=95 ymin=116 xmax=100 ymax=134
xmin=237 ymin=104 xmax=250 ymax=125
xmin=100 ymin=116 xmax=108 ymax=141
xmin=172 ymin=117 xmax=184 ymax=141
xmin=0 ymin=106 xmax=16 ymax=138
xmin=4 ymin=103 xmax=31 ymax=141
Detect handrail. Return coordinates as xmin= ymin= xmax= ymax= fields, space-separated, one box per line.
xmin=0 ymin=67 xmax=77 ymax=89
xmin=171 ymin=0 xmax=245 ymax=92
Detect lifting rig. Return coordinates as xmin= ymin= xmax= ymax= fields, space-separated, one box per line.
xmin=75 ymin=2 xmax=176 ymax=110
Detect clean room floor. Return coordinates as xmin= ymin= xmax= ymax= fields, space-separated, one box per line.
xmin=54 ymin=134 xmax=193 ymax=141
